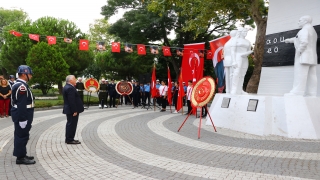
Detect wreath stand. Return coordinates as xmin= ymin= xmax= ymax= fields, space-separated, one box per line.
xmin=177 ymin=76 xmax=217 ymax=139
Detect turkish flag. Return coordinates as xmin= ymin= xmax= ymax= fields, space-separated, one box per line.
xmin=167 ymin=66 xmax=172 ymax=105
xmin=162 ymin=46 xmax=171 ymax=56
xmin=209 ymin=35 xmax=230 ymax=67
xmin=47 ymin=36 xmax=56 ymax=45
xmin=206 ymin=50 xmax=213 ymax=60
xmin=9 ymin=30 xmax=22 ymax=37
xmin=79 ymin=39 xmax=89 ymax=51
xmin=176 ymin=71 xmax=184 ymax=112
xmin=181 ymin=43 xmax=205 ymax=85
xmin=137 ymin=44 xmax=146 ymax=55
xmin=29 ymin=34 xmax=40 ymax=42
xmin=111 ymin=42 xmax=120 ymax=53
xmin=151 ymin=65 xmax=157 ymax=98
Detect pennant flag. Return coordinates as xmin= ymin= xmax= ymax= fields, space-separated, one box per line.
xmin=137 ymin=44 xmax=146 ymax=55
xmin=79 ymin=39 xmax=89 ymax=51
xmin=29 ymin=34 xmax=40 ymax=42
xmin=176 ymin=48 xmax=184 ymax=56
xmin=162 ymin=46 xmax=172 ymax=56
xmin=151 ymin=64 xmax=157 ymax=98
xmin=206 ymin=50 xmax=213 ymax=60
xmin=209 ymin=35 xmax=230 ymax=67
xmin=96 ymin=41 xmax=106 ymax=51
xmin=125 ymin=44 xmax=133 ymax=53
xmin=111 ymin=42 xmax=120 ymax=53
xmin=176 ymin=70 xmax=184 ymax=112
xmin=64 ymin=38 xmax=72 ymax=43
xmin=150 ymin=46 xmax=159 ymax=54
xmin=9 ymin=30 xmax=22 ymax=37
xmin=47 ymin=36 xmax=56 ymax=45
xmin=167 ymin=66 xmax=172 ymax=105
xmin=181 ymin=42 xmax=205 ymax=84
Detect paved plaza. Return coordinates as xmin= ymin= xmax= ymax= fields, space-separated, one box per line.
xmin=1 ymin=105 xmax=320 ymax=180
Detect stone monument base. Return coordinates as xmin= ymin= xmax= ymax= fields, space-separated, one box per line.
xmin=206 ymin=93 xmax=320 ymax=139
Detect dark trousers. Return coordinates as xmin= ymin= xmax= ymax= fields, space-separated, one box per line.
xmin=65 ymin=114 xmax=79 ymax=142
xmin=99 ymin=92 xmax=107 ymax=106
xmin=13 ymin=120 xmax=32 ymax=158
xmin=173 ymin=96 xmax=178 ymax=110
xmin=145 ymin=92 xmax=150 ymax=105
xmin=187 ymin=100 xmax=192 ymax=113
xmin=109 ymin=95 xmax=116 ymax=107
xmin=201 ymin=104 xmax=208 ymax=116
xmin=133 ymin=93 xmax=139 ymax=107
xmin=161 ymin=96 xmax=167 ymax=109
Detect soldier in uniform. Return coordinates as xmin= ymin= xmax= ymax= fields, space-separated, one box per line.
xmin=11 ymin=65 xmax=36 ymax=165
xmin=75 ymin=77 xmax=85 ymax=104
xmin=132 ymin=81 xmax=140 ymax=108
xmin=98 ymin=79 xmax=108 ymax=108
xmin=108 ymin=79 xmax=117 ymax=108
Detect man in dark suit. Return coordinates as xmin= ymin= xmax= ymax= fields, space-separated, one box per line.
xmin=63 ymin=75 xmax=84 ymax=144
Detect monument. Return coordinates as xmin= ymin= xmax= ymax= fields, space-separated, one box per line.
xmin=207 ymin=0 xmax=320 ymax=139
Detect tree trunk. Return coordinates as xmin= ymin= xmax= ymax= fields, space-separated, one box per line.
xmin=245 ymin=0 xmax=267 ymax=93
xmin=58 ymin=82 xmax=63 ymax=94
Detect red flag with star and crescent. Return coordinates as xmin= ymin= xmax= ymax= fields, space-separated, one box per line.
xmin=167 ymin=66 xmax=172 ymax=105
xmin=79 ymin=39 xmax=89 ymax=51
xmin=206 ymin=50 xmax=213 ymax=60
xmin=111 ymin=42 xmax=120 ymax=53
xmin=181 ymin=43 xmax=205 ymax=85
xmin=151 ymin=64 xmax=157 ymax=98
xmin=47 ymin=36 xmax=56 ymax=45
xmin=162 ymin=46 xmax=172 ymax=56
xmin=209 ymin=35 xmax=230 ymax=67
xmin=137 ymin=44 xmax=146 ymax=55
xmin=9 ymin=30 xmax=22 ymax=37
xmin=176 ymin=70 xmax=184 ymax=112
xmin=29 ymin=34 xmax=40 ymax=42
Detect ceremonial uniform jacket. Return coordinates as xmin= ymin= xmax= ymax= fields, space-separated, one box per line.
xmin=10 ymin=79 xmax=34 ymax=123
xmin=132 ymin=84 xmax=140 ymax=95
xmin=99 ymin=84 xmax=108 ymax=92
xmin=75 ymin=82 xmax=85 ymax=91
xmin=108 ymin=83 xmax=116 ymax=96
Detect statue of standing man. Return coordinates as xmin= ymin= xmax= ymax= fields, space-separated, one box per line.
xmin=230 ymin=27 xmax=253 ymax=95
xmin=284 ymin=15 xmax=318 ymax=97
xmin=223 ymin=30 xmax=238 ymax=93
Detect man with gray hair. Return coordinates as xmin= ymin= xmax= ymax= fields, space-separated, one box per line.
xmin=285 ymin=15 xmax=318 ymax=96
xmin=62 ymin=75 xmax=84 ymax=144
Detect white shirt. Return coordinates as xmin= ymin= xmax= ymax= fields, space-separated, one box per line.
xmin=187 ymin=86 xmax=193 ymax=100
xmin=159 ymin=85 xmax=168 ymax=96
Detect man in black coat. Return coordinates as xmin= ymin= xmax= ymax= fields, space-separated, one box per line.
xmin=108 ymin=79 xmax=117 ymax=108
xmin=63 ymin=75 xmax=84 ymax=144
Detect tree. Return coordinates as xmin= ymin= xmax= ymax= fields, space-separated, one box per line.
xmin=26 ymin=42 xmax=69 ymax=95
xmin=101 ymin=0 xmax=238 ymax=79
xmin=0 ymin=8 xmax=28 ymax=76
xmin=1 ymin=16 xmax=95 ymax=93
xmin=147 ymin=0 xmax=268 ymax=93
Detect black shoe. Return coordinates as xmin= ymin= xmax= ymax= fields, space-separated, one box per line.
xmin=66 ymin=140 xmax=81 ymax=144
xmin=65 ymin=140 xmax=80 ymax=143
xmin=160 ymin=109 xmax=166 ymax=112
xmin=16 ymin=157 xmax=36 ymax=165
xmin=25 ymin=155 xmax=34 ymax=160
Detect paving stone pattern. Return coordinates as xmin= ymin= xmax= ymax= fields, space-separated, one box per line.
xmin=0 ymin=106 xmax=320 ymax=180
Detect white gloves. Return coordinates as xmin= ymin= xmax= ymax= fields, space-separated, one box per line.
xmin=19 ymin=120 xmax=28 ymax=129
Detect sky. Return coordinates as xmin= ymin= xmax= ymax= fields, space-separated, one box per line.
xmin=1 ymin=0 xmax=256 ymax=43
